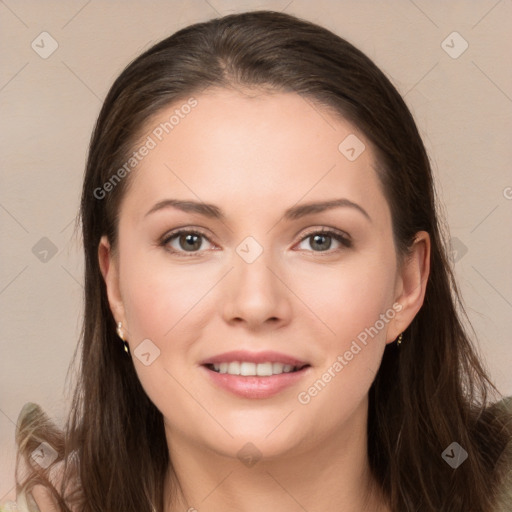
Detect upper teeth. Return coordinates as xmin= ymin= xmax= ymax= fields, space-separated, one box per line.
xmin=211 ymin=361 xmax=299 ymax=376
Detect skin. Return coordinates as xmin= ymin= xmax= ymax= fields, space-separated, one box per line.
xmin=99 ymin=87 xmax=430 ymax=512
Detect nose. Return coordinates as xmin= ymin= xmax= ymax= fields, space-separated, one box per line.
xmin=222 ymin=246 xmax=293 ymax=331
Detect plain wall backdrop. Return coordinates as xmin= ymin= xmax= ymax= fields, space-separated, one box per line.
xmin=1 ymin=0 xmax=511 ymax=502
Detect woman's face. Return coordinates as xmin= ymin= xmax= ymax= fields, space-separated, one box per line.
xmin=100 ymin=88 xmax=427 ymax=461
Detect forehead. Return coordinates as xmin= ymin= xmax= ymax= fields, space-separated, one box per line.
xmin=120 ymin=88 xmax=387 ymax=225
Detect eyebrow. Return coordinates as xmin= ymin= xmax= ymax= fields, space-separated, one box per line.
xmin=144 ymin=198 xmax=371 ymax=222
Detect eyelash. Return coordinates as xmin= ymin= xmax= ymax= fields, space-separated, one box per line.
xmin=159 ymin=227 xmax=352 ymax=257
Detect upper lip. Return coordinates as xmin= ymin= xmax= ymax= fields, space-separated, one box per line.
xmin=200 ymin=350 xmax=309 ymax=367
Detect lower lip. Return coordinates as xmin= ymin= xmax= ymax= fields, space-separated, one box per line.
xmin=200 ymin=365 xmax=311 ymax=399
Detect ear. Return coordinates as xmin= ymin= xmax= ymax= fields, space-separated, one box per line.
xmin=98 ymin=235 xmax=127 ymax=330
xmin=386 ymin=230 xmax=431 ymax=343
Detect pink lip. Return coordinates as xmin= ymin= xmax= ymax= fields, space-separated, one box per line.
xmin=200 ymin=365 xmax=312 ymax=399
xmin=199 ymin=350 xmax=309 ymax=367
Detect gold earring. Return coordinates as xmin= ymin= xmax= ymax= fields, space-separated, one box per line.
xmin=116 ymin=321 xmax=130 ymax=355
xmin=397 ymin=332 xmax=403 ymax=346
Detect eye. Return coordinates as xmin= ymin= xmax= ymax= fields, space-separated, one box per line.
xmin=160 ymin=228 xmax=215 ymax=256
xmin=296 ymin=228 xmax=352 ymax=253
xmin=160 ymin=226 xmax=352 ymax=257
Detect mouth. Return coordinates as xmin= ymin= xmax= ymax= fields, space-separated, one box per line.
xmin=199 ymin=350 xmax=312 ymax=398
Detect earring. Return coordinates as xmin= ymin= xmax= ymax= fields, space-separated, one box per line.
xmin=116 ymin=321 xmax=130 ymax=355
xmin=396 ymin=332 xmax=403 ymax=346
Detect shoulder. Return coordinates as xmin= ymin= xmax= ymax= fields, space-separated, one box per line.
xmin=491 ymin=396 xmax=512 ymax=511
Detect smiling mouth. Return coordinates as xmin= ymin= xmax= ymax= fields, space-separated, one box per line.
xmin=204 ymin=362 xmax=310 ymax=376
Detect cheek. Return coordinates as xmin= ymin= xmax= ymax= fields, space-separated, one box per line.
xmin=291 ymin=250 xmax=396 ymax=403
xmin=118 ymin=251 xmax=219 ymax=427
xmin=293 ymin=251 xmax=396 ymax=343
xmin=118 ymin=246 xmax=224 ymax=418
xmin=119 ymin=238 xmax=217 ymax=341
xmin=294 ymin=271 xmax=392 ymax=419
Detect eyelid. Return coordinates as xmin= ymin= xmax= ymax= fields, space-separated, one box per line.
xmin=298 ymin=226 xmax=351 ymax=243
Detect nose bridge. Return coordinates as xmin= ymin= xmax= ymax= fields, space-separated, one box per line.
xmin=222 ymin=232 xmax=291 ymax=325
xmin=234 ymin=233 xmax=279 ymax=297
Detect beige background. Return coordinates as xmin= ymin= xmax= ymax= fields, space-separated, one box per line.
xmin=1 ymin=0 xmax=511 ymax=502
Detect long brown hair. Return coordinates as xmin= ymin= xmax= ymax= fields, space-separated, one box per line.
xmin=14 ymin=10 xmax=512 ymax=511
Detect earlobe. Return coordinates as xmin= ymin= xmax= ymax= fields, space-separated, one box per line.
xmin=98 ymin=235 xmax=126 ymax=326
xmin=389 ymin=231 xmax=431 ymax=342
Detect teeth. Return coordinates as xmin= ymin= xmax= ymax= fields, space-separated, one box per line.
xmin=240 ymin=362 xmax=256 ymax=376
xmin=211 ymin=361 xmax=300 ymax=376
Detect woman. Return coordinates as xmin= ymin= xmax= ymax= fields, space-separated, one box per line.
xmin=4 ymin=10 xmax=511 ymax=512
